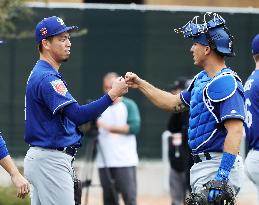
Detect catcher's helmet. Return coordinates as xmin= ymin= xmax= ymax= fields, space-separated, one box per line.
xmin=175 ymin=12 xmax=235 ymax=57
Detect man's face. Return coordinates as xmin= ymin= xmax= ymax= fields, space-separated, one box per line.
xmin=190 ymin=43 xmax=208 ymax=67
xmin=47 ymin=32 xmax=71 ymax=63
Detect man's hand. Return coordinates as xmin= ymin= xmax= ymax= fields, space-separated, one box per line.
xmin=108 ymin=77 xmax=128 ymax=101
xmin=125 ymin=72 xmax=142 ymax=88
xmin=11 ymin=172 xmax=30 ymax=199
xmin=0 ymin=155 xmax=30 ymax=199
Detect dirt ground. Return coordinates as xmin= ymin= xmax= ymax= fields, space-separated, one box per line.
xmin=82 ymin=188 xmax=256 ymax=205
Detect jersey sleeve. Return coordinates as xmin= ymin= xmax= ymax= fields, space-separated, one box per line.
xmin=123 ymin=98 xmax=141 ymax=136
xmin=219 ymin=89 xmax=245 ymax=122
xmin=0 ymin=135 xmax=9 ymax=160
xmin=39 ymin=75 xmax=77 ymax=115
xmin=180 ymin=90 xmax=191 ymax=106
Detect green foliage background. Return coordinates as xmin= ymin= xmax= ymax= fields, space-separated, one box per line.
xmin=0 ymin=0 xmax=32 ymax=39
xmin=0 ymin=187 xmax=30 ymax=205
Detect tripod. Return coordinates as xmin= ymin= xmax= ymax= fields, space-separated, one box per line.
xmin=80 ymin=123 xmax=119 ymax=205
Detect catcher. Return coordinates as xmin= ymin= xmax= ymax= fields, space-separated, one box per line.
xmin=125 ymin=12 xmax=244 ymax=205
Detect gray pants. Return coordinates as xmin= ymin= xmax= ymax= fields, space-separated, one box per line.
xmin=24 ymin=147 xmax=75 ymax=205
xmin=245 ymin=149 xmax=259 ymax=203
xmin=190 ymin=153 xmax=244 ymax=195
xmin=98 ymin=166 xmax=137 ymax=205
xmin=169 ymin=168 xmax=186 ymax=205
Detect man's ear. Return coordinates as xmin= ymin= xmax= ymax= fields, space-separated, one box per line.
xmin=205 ymin=46 xmax=211 ymax=55
xmin=41 ymin=39 xmax=51 ymax=51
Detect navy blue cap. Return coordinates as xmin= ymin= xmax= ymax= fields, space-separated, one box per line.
xmin=252 ymin=34 xmax=259 ymax=55
xmin=35 ymin=16 xmax=78 ymax=44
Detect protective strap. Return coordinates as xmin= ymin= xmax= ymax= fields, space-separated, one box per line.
xmin=215 ymin=152 xmax=236 ymax=181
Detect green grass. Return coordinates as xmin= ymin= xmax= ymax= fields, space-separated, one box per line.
xmin=0 ymin=186 xmax=30 ymax=205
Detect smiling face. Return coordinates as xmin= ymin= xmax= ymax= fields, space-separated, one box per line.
xmin=190 ymin=42 xmax=209 ymax=67
xmin=42 ymin=31 xmax=71 ymax=63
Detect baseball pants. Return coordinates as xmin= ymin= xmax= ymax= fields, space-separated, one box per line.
xmin=24 ymin=147 xmax=75 ymax=205
xmin=245 ymin=149 xmax=259 ymax=203
xmin=190 ymin=152 xmax=244 ymax=195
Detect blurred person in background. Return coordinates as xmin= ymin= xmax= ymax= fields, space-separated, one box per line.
xmin=0 ymin=40 xmax=30 ymax=199
xmin=96 ymin=72 xmax=141 ymax=205
xmin=244 ymin=34 xmax=259 ymax=204
xmin=166 ymin=78 xmax=192 ymax=205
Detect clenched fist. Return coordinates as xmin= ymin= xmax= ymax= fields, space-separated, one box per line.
xmin=108 ymin=77 xmax=128 ymax=101
xmin=125 ymin=72 xmax=142 ymax=88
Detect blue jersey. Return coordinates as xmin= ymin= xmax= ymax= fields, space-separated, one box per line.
xmin=24 ymin=60 xmax=82 ymax=148
xmin=0 ymin=135 xmax=8 ymax=160
xmin=181 ymin=68 xmax=245 ymax=153
xmin=244 ymin=70 xmax=259 ymax=150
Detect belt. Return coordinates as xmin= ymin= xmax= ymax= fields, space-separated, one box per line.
xmin=192 ymin=152 xmax=212 ymax=164
xmin=57 ymin=145 xmax=78 ymax=157
xmin=30 ymin=145 xmax=78 ymax=157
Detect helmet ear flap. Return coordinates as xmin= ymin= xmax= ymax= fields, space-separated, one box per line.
xmin=223 ymin=26 xmax=235 ymax=57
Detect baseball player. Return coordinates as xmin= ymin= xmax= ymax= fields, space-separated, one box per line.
xmin=125 ymin=12 xmax=245 ymax=203
xmin=0 ymin=40 xmax=30 ymax=199
xmin=244 ymin=34 xmax=259 ymax=203
xmin=24 ymin=16 xmax=128 ymax=205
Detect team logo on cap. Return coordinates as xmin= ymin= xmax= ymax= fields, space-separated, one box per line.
xmin=50 ymin=79 xmax=68 ymax=96
xmin=57 ymin=17 xmax=65 ymax=25
xmin=40 ymin=27 xmax=48 ymax=37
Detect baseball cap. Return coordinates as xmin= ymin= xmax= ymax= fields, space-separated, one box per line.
xmin=251 ymin=34 xmax=259 ymax=55
xmin=35 ymin=16 xmax=78 ymax=44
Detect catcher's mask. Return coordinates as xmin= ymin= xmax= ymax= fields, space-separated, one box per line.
xmin=174 ymin=12 xmax=235 ymax=57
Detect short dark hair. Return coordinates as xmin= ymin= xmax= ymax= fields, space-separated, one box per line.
xmin=37 ymin=36 xmax=54 ymax=53
xmin=254 ymin=54 xmax=259 ymax=62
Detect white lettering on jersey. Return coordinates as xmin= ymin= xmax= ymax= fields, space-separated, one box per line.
xmin=245 ymin=98 xmax=252 ymax=128
xmin=244 ymin=79 xmax=254 ymax=91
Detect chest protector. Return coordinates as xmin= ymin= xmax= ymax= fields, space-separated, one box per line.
xmin=187 ymin=68 xmax=242 ymax=153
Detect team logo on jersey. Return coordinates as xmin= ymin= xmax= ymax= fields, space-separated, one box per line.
xmin=50 ymin=79 xmax=68 ymax=96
